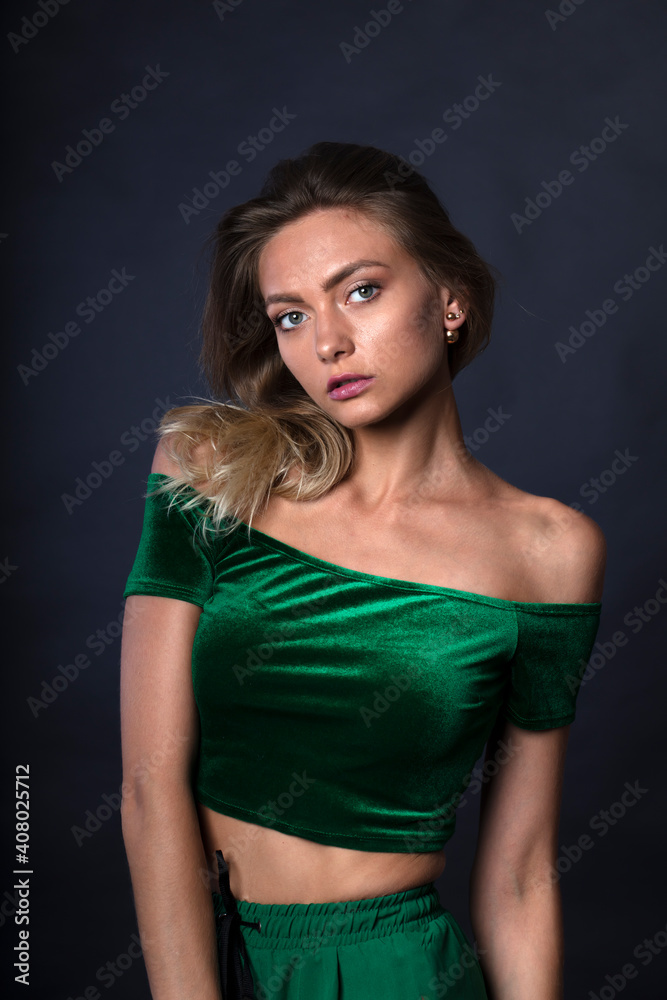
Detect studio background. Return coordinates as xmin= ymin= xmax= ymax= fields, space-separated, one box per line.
xmin=4 ymin=1 xmax=666 ymax=997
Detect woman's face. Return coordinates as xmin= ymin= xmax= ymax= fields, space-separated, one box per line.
xmin=257 ymin=207 xmax=465 ymax=428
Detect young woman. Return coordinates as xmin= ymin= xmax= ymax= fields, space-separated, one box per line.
xmin=120 ymin=142 xmax=605 ymax=1000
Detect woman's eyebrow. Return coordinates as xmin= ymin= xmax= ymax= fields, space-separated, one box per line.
xmin=263 ymin=259 xmax=390 ymax=308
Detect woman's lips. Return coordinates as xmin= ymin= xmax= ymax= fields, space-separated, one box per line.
xmin=327 ymin=377 xmax=376 ymax=400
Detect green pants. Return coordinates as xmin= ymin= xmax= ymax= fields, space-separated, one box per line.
xmin=212 ymin=873 xmax=488 ymax=999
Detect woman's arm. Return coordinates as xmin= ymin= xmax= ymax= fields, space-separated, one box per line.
xmin=470 ymin=503 xmax=606 ymax=998
xmin=121 ymin=434 xmax=222 ymax=1000
xmin=121 ymin=434 xmax=222 ymax=998
xmin=469 ymin=718 xmax=569 ymax=999
xmin=119 ymin=440 xmax=223 ymax=997
xmin=120 ymin=593 xmax=221 ymax=1000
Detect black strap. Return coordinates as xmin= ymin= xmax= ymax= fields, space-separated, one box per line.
xmin=215 ymin=849 xmax=261 ymax=1000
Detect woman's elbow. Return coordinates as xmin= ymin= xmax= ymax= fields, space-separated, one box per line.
xmin=470 ymin=849 xmax=561 ymax=918
xmin=120 ymin=771 xmax=195 ymax=830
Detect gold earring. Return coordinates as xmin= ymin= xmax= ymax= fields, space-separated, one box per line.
xmin=445 ymin=308 xmax=463 ymax=342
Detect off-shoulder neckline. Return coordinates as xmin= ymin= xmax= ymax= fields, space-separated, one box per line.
xmin=146 ymin=472 xmax=602 ymax=613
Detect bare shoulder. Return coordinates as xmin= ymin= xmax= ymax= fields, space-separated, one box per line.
xmin=150 ymin=439 xmax=181 ymax=476
xmin=516 ymin=491 xmax=607 ymax=603
xmin=150 ymin=438 xmax=218 ymax=488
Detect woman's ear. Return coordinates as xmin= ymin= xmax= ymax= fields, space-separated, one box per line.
xmin=438 ymin=283 xmax=468 ymax=323
xmin=442 ymin=290 xmax=468 ymax=335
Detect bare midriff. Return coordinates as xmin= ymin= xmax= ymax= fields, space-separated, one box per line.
xmin=196 ymin=802 xmax=446 ymax=905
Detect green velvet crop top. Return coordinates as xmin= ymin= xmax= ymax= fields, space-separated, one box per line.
xmin=122 ymin=473 xmax=602 ymax=853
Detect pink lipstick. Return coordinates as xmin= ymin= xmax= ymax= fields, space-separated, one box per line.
xmin=326 ymin=373 xmax=376 ymax=400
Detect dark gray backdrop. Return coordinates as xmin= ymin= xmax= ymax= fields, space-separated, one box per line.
xmin=4 ymin=1 xmax=666 ymax=997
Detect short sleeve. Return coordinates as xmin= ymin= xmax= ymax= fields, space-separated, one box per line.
xmin=502 ymin=603 xmax=602 ymax=730
xmin=122 ymin=476 xmax=215 ymax=608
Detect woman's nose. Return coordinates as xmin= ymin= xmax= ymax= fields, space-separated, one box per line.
xmin=313 ymin=309 xmax=355 ymax=360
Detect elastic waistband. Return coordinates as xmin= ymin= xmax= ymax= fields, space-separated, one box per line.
xmin=214 ymin=881 xmax=444 ymax=951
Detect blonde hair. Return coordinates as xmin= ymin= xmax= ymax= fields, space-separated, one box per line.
xmin=149 ymin=141 xmax=501 ymax=535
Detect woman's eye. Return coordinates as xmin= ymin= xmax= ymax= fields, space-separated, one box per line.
xmin=349 ymin=283 xmax=380 ymax=302
xmin=273 ymin=283 xmax=380 ymax=330
xmin=275 ymin=310 xmax=306 ymax=330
